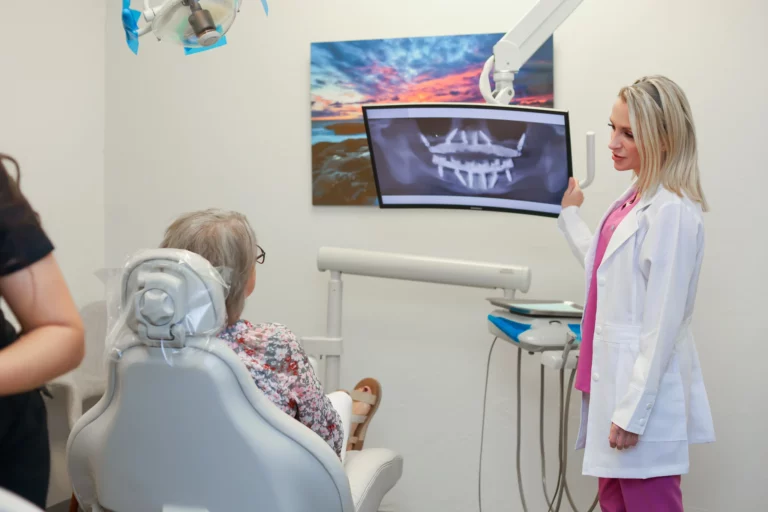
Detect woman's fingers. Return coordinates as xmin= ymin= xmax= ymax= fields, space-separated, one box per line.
xmin=561 ymin=177 xmax=584 ymax=208
xmin=617 ymin=430 xmax=627 ymax=450
xmin=609 ymin=423 xmax=639 ymax=450
xmin=609 ymin=423 xmax=619 ymax=449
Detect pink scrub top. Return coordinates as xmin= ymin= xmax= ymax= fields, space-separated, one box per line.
xmin=575 ymin=192 xmax=639 ymax=393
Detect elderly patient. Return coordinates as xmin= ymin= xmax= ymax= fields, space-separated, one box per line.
xmin=160 ymin=209 xmax=379 ymax=459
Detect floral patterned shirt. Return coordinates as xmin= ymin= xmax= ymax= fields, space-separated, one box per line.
xmin=217 ymin=320 xmax=344 ymax=458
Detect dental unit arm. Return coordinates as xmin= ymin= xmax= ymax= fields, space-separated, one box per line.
xmin=481 ymin=0 xmax=595 ymax=189
xmin=307 ymin=246 xmax=583 ymax=389
xmin=303 ymin=247 xmax=533 ymax=392
xmin=309 ymin=248 xmax=592 ymax=512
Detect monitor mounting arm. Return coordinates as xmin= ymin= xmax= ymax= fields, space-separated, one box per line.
xmin=479 ymin=0 xmax=594 ymax=188
xmin=480 ymin=0 xmax=585 ymax=106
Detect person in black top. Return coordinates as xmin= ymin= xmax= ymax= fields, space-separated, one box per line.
xmin=0 ymin=153 xmax=85 ymax=507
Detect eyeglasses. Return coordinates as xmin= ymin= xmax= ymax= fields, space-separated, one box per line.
xmin=256 ymin=245 xmax=266 ymax=264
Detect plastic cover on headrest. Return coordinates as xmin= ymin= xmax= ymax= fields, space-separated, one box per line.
xmin=105 ymin=249 xmax=230 ymax=363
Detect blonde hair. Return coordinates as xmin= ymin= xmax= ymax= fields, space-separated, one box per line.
xmin=160 ymin=209 xmax=258 ymax=324
xmin=619 ymin=75 xmax=709 ymax=211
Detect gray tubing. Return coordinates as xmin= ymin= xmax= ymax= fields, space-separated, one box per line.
xmin=542 ymin=360 xmax=600 ymax=512
xmin=558 ymin=368 xmax=600 ymax=512
xmin=516 ymin=346 xmax=529 ymax=512
xmin=540 ymin=366 xmax=555 ymax=506
xmin=552 ymin=370 xmax=571 ymax=511
xmin=547 ymin=370 xmax=567 ymax=512
xmin=479 ymin=336 xmax=599 ymax=512
xmin=563 ymin=368 xmax=580 ymax=511
xmin=477 ymin=337 xmax=499 ymax=512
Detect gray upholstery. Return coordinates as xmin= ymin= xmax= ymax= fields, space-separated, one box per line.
xmin=66 ymin=249 xmax=402 ymax=512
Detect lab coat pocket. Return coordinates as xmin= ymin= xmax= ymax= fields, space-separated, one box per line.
xmin=613 ymin=343 xmax=635 ymax=411
xmin=629 ymin=345 xmax=688 ymax=442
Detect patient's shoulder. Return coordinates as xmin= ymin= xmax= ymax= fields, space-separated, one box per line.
xmin=223 ymin=320 xmax=300 ymax=348
xmin=251 ymin=322 xmax=299 ymax=344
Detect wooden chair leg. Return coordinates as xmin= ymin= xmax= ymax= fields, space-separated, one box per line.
xmin=68 ymin=493 xmax=79 ymax=512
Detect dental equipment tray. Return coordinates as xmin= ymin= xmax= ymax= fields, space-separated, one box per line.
xmin=486 ymin=299 xmax=584 ymax=318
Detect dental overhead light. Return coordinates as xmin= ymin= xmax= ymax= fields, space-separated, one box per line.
xmin=121 ymin=0 xmax=268 ymax=55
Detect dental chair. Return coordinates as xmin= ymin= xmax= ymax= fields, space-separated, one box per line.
xmin=0 ymin=489 xmax=44 ymax=512
xmin=66 ymin=249 xmax=402 ymax=512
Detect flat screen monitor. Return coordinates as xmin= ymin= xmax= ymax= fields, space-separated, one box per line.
xmin=362 ymin=103 xmax=573 ymax=217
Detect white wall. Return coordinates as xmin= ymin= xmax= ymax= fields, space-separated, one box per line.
xmin=0 ymin=1 xmax=106 ymax=506
xmin=104 ymin=0 xmax=768 ymax=510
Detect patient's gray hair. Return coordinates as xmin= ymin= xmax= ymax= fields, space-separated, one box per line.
xmin=160 ymin=209 xmax=257 ymax=325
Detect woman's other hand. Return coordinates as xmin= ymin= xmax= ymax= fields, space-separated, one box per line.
xmin=561 ymin=177 xmax=584 ymax=209
xmin=609 ymin=422 xmax=639 ymax=450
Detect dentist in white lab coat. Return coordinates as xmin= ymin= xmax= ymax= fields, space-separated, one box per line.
xmin=558 ymin=76 xmax=715 ymax=512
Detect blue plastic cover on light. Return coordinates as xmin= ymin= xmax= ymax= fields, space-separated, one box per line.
xmin=123 ymin=0 xmax=269 ymax=56
xmin=184 ymin=30 xmax=228 ymax=55
xmin=122 ymin=0 xmax=141 ymax=55
xmin=184 ymin=0 xmax=270 ymax=56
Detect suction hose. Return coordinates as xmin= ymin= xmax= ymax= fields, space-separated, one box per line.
xmin=478 ymin=337 xmax=599 ymax=512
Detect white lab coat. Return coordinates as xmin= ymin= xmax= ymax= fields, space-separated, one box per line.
xmin=558 ymin=184 xmax=715 ymax=479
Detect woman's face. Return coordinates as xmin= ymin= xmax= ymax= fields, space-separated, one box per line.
xmin=608 ymin=99 xmax=640 ymax=172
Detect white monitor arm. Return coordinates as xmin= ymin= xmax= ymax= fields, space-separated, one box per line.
xmin=480 ymin=0 xmax=584 ymax=106
xmin=480 ymin=0 xmax=594 ymax=189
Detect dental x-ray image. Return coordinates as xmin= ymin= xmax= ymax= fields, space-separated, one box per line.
xmin=364 ymin=105 xmax=572 ymax=216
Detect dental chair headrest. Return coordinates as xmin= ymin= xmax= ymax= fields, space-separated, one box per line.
xmin=114 ymin=249 xmax=229 ymax=350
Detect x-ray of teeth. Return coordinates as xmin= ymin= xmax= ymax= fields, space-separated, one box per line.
xmin=368 ymin=115 xmax=570 ymax=205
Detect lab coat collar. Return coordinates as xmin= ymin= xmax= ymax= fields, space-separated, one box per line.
xmin=599 ymin=183 xmax=659 ymax=268
xmin=636 ymin=184 xmax=661 ymax=211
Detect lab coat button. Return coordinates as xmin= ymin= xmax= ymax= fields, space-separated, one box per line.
xmin=595 ymin=326 xmax=602 ymax=335
xmin=639 ymin=419 xmax=646 ymax=425
xmin=598 ymin=277 xmax=606 ymax=286
xmin=592 ymin=372 xmax=599 ymax=382
xmin=646 ymin=403 xmax=652 ymax=410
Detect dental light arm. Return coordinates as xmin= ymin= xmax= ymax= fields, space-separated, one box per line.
xmin=480 ymin=0 xmax=595 ymax=189
xmin=136 ymin=0 xmax=182 ymax=36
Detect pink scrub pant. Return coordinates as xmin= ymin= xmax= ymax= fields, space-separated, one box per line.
xmin=598 ymin=476 xmax=683 ymax=511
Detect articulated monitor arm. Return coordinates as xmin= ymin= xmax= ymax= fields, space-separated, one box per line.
xmin=480 ymin=0 xmax=594 ymax=188
xmin=480 ymin=0 xmax=584 ymax=105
